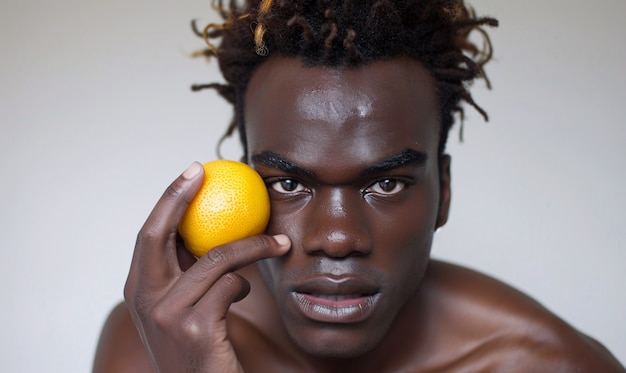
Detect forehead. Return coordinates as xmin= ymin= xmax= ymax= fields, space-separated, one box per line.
xmin=244 ymin=57 xmax=440 ymax=169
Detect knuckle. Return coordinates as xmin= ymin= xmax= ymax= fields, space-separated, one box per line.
xmin=191 ymin=235 xmax=275 ymax=274
xmin=124 ymin=278 xmax=158 ymax=317
xmin=164 ymin=179 xmax=186 ymax=201
xmin=143 ymin=228 xmax=176 ymax=249
xmin=134 ymin=178 xmax=191 ymax=247
xmin=151 ymin=310 xmax=208 ymax=345
xmin=134 ymin=230 xmax=151 ymax=252
xmin=149 ymin=302 xmax=174 ymax=328
xmin=200 ymin=247 xmax=235 ymax=270
xmin=125 ymin=288 xmax=154 ymax=315
xmin=251 ymin=235 xmax=273 ymax=252
xmin=135 ymin=223 xmax=177 ymax=254
xmin=136 ymin=222 xmax=160 ymax=248
xmin=179 ymin=315 xmax=207 ymax=342
xmin=221 ymin=271 xmax=240 ymax=285
xmin=220 ymin=272 xmax=242 ymax=294
xmin=215 ymin=272 xmax=249 ymax=305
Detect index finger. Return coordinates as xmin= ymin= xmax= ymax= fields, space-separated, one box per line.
xmin=165 ymin=233 xmax=291 ymax=307
xmin=128 ymin=162 xmax=205 ymax=292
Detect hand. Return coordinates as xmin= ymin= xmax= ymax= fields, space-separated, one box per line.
xmin=124 ymin=162 xmax=290 ymax=373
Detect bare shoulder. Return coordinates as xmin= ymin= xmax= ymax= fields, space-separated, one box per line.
xmin=92 ymin=301 xmax=153 ymax=373
xmin=422 ymin=260 xmax=625 ymax=372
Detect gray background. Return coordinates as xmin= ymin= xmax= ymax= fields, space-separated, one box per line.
xmin=1 ymin=0 xmax=624 ymax=371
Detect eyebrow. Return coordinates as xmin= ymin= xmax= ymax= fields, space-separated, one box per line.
xmin=361 ymin=149 xmax=428 ymax=176
xmin=251 ymin=149 xmax=427 ymax=177
xmin=251 ymin=151 xmax=315 ymax=176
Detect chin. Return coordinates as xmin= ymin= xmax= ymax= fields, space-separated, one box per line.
xmin=286 ymin=321 xmax=390 ymax=359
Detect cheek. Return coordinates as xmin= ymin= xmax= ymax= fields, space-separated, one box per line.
xmin=375 ymin=177 xmax=440 ymax=235
xmin=257 ymin=205 xmax=304 ymax=286
xmin=369 ymin=185 xmax=439 ymax=270
xmin=370 ymin=211 xmax=434 ymax=308
xmin=266 ymin=204 xmax=304 ymax=237
xmin=372 ymin=207 xmax=434 ymax=273
xmin=265 ymin=196 xmax=309 ymax=239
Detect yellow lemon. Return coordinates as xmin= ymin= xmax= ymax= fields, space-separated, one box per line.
xmin=178 ymin=160 xmax=270 ymax=257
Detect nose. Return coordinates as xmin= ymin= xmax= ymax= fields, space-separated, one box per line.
xmin=301 ymin=188 xmax=372 ymax=258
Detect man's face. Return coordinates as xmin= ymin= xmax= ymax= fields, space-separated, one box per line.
xmin=244 ymin=57 xmax=450 ymax=358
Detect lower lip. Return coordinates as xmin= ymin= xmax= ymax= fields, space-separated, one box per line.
xmin=292 ymin=292 xmax=381 ymax=323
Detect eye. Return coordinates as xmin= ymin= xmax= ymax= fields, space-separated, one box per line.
xmin=364 ymin=178 xmax=408 ymax=196
xmin=268 ymin=179 xmax=308 ymax=194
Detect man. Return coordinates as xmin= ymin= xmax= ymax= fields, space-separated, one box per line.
xmin=93 ymin=1 xmax=625 ymax=371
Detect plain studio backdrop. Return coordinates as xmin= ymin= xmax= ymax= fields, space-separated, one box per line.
xmin=1 ymin=0 xmax=625 ymax=371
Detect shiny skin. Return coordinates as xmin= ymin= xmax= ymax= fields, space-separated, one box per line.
xmin=93 ymin=58 xmax=626 ymax=372
xmin=244 ymin=57 xmax=449 ymax=359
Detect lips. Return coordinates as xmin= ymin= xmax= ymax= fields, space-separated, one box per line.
xmin=291 ymin=275 xmax=381 ymax=323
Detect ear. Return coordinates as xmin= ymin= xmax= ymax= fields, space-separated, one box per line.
xmin=436 ymin=154 xmax=451 ymax=229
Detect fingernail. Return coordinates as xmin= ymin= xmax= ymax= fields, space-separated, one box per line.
xmin=273 ymin=234 xmax=291 ymax=248
xmin=182 ymin=162 xmax=203 ymax=180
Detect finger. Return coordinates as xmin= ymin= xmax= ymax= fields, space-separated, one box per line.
xmin=129 ymin=162 xmax=205 ymax=292
xmin=164 ymin=234 xmax=290 ymax=307
xmin=192 ymin=272 xmax=251 ymax=318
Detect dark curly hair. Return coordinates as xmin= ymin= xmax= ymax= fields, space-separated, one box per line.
xmin=191 ymin=0 xmax=498 ymax=158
